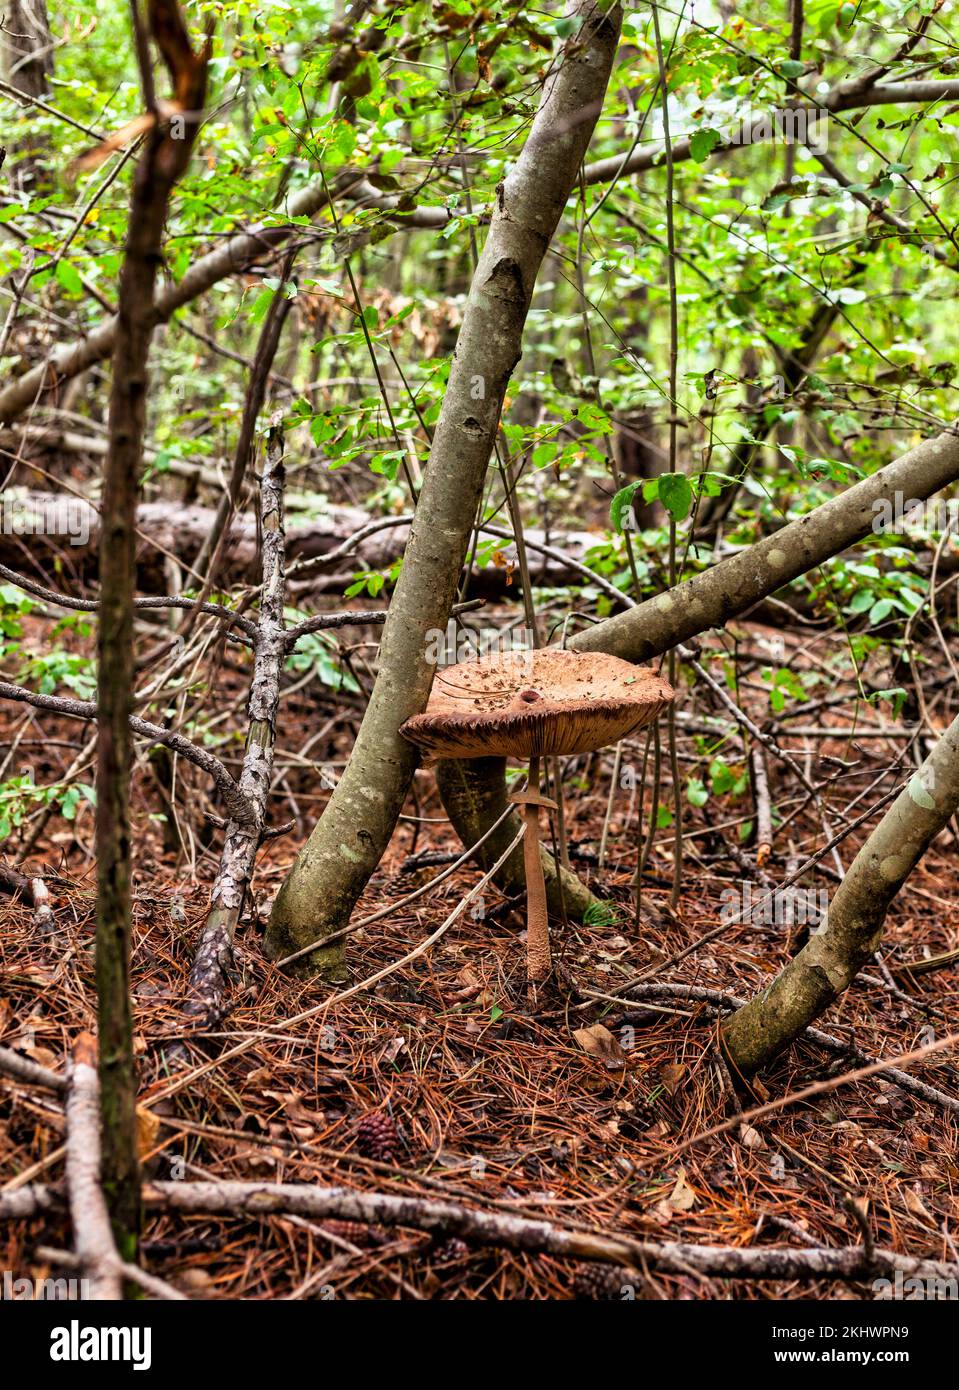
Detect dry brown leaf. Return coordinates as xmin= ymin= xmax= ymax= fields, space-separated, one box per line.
xmin=739 ymin=1124 xmax=765 ymax=1149
xmin=666 ymin=1166 xmax=697 ymax=1212
xmin=572 ymin=1024 xmax=626 ymax=1070
xmin=902 ymin=1185 xmax=934 ymax=1224
xmin=136 ymin=1104 xmax=160 ymax=1159
xmin=660 ymin=1061 xmax=685 ymax=1095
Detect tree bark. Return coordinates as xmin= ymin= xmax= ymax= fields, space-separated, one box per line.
xmin=2 ymin=0 xmax=53 ymax=98
xmin=438 ymin=425 xmax=959 ymax=907
xmin=263 ymin=0 xmax=625 ymax=974
xmin=185 ymin=424 xmax=287 ymax=1023
xmin=722 ymin=711 xmax=959 ymax=1075
xmin=95 ymin=0 xmax=207 ymax=1261
xmin=1 ymin=0 xmax=54 ymax=193
xmin=65 ymin=1034 xmax=124 ymax=1300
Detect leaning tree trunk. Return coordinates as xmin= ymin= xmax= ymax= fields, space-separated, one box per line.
xmin=264 ymin=0 xmax=625 ymax=975
xmin=571 ymin=426 xmax=959 ymax=661
xmin=95 ymin=1 xmax=208 ymax=1262
xmin=722 ymin=712 xmax=959 ymax=1075
xmin=435 ymin=425 xmax=959 ymax=910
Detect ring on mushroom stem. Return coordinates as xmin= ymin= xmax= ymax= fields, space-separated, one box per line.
xmin=400 ymin=649 xmax=675 ymax=1005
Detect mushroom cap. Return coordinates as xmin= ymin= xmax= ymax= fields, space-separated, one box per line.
xmin=400 ymin=649 xmax=674 ymax=760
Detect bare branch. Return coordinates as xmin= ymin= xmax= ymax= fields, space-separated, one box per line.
xmin=0 ymin=680 xmax=255 ymax=825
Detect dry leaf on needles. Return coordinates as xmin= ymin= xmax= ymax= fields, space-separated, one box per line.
xmin=739 ymin=1123 xmax=764 ymax=1150
xmin=902 ymin=1186 xmax=934 ymax=1225
xmin=572 ymin=1024 xmax=626 ymax=1070
xmin=136 ymin=1104 xmax=160 ymax=1160
xmin=660 ymin=1061 xmax=685 ymax=1095
xmin=666 ymin=1166 xmax=697 ymax=1212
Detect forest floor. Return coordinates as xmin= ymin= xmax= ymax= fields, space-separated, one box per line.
xmin=2 ymin=611 xmax=958 ymax=1300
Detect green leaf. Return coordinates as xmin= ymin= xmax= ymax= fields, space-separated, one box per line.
xmin=658 ymin=473 xmax=693 ymax=522
xmin=686 ymin=778 xmax=708 ymax=807
xmin=689 ymin=128 xmax=721 ymax=163
xmin=610 ymin=480 xmax=641 ymax=531
xmin=55 ymin=260 xmax=83 ymax=295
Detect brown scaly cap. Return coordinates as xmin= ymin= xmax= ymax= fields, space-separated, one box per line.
xmin=400 ymin=650 xmax=674 ymax=761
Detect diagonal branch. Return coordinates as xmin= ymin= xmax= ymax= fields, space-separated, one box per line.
xmin=0 ymin=680 xmax=254 ymax=826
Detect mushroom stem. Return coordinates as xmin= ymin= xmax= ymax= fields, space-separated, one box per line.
xmin=523 ymin=756 xmax=552 ymax=992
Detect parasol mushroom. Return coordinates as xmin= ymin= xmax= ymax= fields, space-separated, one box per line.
xmin=400 ymin=649 xmax=674 ymax=999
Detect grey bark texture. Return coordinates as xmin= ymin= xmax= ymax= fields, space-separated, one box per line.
xmin=65 ymin=1035 xmax=123 ymax=1300
xmin=6 ymin=1177 xmax=958 ymax=1286
xmin=722 ymin=711 xmax=959 ymax=1075
xmin=263 ymin=0 xmax=625 ymax=975
xmin=185 ymin=426 xmax=288 ymax=1023
xmin=438 ymin=426 xmax=959 ymax=905
xmin=2 ymin=0 xmax=53 ymax=98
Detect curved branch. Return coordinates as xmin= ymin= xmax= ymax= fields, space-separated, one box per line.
xmin=0 ymin=680 xmax=254 ymax=826
xmin=0 ymin=562 xmax=258 ymax=641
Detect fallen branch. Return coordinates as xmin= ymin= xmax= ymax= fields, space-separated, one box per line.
xmin=64 ymin=1035 xmax=123 ymax=1299
xmin=4 ymin=1174 xmax=956 ymax=1287
xmin=0 ymin=858 xmax=55 ymax=931
xmin=61 ymin=1034 xmax=184 ymax=1300
xmin=0 ymin=491 xmax=623 ymax=595
xmin=0 ymin=1043 xmax=65 ymax=1093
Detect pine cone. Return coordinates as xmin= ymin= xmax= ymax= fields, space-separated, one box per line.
xmin=319 ymin=1219 xmax=388 ymax=1249
xmin=433 ymin=1236 xmax=469 ymax=1264
xmin=573 ymin=1262 xmax=637 ymax=1300
xmin=354 ymin=1110 xmax=398 ymax=1163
